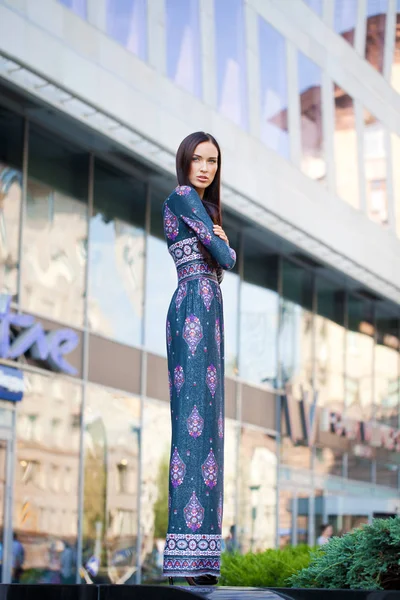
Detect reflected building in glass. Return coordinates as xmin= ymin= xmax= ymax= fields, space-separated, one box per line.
xmin=0 ymin=0 xmax=400 ymax=586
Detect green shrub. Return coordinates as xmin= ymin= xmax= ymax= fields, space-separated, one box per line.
xmin=220 ymin=545 xmax=312 ymax=587
xmin=289 ymin=516 xmax=400 ymax=590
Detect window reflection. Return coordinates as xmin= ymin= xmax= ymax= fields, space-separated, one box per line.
xmin=258 ymin=17 xmax=289 ymax=159
xmin=391 ymin=1 xmax=400 ymax=93
xmin=214 ymin=0 xmax=247 ymax=129
xmin=15 ymin=373 xmax=81 ymax=583
xmin=375 ymin=308 xmax=399 ymax=426
xmin=166 ymin=0 xmax=201 ymax=96
xmin=279 ymin=260 xmax=313 ymax=396
xmin=365 ymin=0 xmax=388 ymax=73
xmin=58 ymin=0 xmax=87 ymax=18
xmin=106 ymin=0 xmax=147 ymax=60
xmin=240 ymin=242 xmax=278 ymax=387
xmin=298 ymin=53 xmax=325 ymax=182
xmin=223 ymin=270 xmax=239 ymax=377
xmin=141 ymin=398 xmax=171 ymax=580
xmin=303 ymin=0 xmax=323 ymax=16
xmin=89 ymin=161 xmax=146 ymax=347
xmin=0 ymin=108 xmax=23 ymax=300
xmin=145 ymin=186 xmax=176 ymax=356
xmin=346 ymin=295 xmax=374 ymax=420
xmin=237 ymin=427 xmax=276 ymax=552
xmin=347 ymin=455 xmax=372 ymax=482
xmin=364 ymin=110 xmax=388 ymax=225
xmin=376 ymin=463 xmax=398 ymax=488
xmin=83 ymin=385 xmax=140 ymax=584
xmin=314 ymin=447 xmax=343 ymax=477
xmin=333 ymin=84 xmax=359 ymax=208
xmin=334 ymin=0 xmax=358 ymax=46
xmin=315 ymin=278 xmax=345 ymax=411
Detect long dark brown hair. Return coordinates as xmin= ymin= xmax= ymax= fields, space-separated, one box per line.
xmin=176 ymin=132 xmax=222 ymax=268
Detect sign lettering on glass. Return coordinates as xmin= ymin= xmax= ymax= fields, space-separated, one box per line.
xmin=0 ymin=295 xmax=79 ymax=376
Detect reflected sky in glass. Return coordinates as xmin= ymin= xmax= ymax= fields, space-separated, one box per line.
xmin=214 ymin=0 xmax=247 ymax=129
xmin=334 ymin=0 xmax=357 ymax=45
xmin=106 ymin=0 xmax=147 ymax=60
xmin=58 ymin=0 xmax=87 ymax=19
xmin=259 ymin=17 xmax=289 ymax=159
xmin=166 ymin=0 xmax=201 ymax=97
xmin=303 ymin=0 xmax=323 ymax=16
xmin=89 ymin=215 xmax=144 ymax=346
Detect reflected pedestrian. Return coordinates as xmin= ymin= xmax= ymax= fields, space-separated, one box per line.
xmin=317 ymin=524 xmax=333 ymax=546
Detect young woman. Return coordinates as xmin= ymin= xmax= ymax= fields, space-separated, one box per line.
xmin=162 ymin=132 xmax=236 ymax=586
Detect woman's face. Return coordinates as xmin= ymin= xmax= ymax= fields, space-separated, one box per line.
xmin=188 ymin=141 xmax=218 ymax=197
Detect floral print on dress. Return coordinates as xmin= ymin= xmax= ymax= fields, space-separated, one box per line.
xmin=217 ymin=494 xmax=223 ymax=529
xmin=183 ymin=315 xmax=203 ymax=355
xmin=187 ymin=405 xmax=204 ymax=438
xmin=164 ymin=204 xmax=179 ymax=240
xmin=167 ymin=320 xmax=172 ymax=349
xmin=168 ymin=371 xmax=172 ymax=398
xmin=184 ymin=491 xmax=205 ymax=531
xmin=176 ymin=282 xmax=187 ymax=310
xmin=215 ymin=318 xmax=221 ymax=356
xmin=206 ymin=364 xmax=217 ymax=398
xmin=174 ymin=365 xmax=185 ymax=396
xmin=202 ymin=449 xmax=218 ymax=488
xmin=175 ymin=185 xmax=192 ymax=196
xmin=198 ymin=278 xmax=214 ymax=311
xmin=170 ymin=447 xmax=186 ymax=488
xmin=218 ymin=411 xmax=224 ymax=439
xmin=181 ymin=216 xmax=211 ymax=246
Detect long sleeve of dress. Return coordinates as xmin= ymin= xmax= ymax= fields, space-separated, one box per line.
xmin=166 ymin=186 xmax=236 ymax=270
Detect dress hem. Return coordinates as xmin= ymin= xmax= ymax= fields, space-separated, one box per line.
xmin=163 ymin=571 xmax=220 ymax=578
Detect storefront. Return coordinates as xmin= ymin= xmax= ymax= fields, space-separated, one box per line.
xmin=0 ymin=79 xmax=399 ymax=584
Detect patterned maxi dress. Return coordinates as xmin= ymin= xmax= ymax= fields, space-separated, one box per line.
xmin=162 ymin=185 xmax=236 ymax=578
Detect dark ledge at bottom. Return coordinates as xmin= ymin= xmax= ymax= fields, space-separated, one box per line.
xmin=0 ymin=585 xmax=397 ymax=600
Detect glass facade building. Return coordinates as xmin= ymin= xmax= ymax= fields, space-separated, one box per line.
xmin=0 ymin=0 xmax=399 ymax=586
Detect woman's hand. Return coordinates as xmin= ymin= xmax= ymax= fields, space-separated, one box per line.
xmin=213 ymin=225 xmax=229 ymax=245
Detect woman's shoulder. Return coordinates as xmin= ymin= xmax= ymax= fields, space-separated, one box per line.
xmin=166 ymin=185 xmax=196 ymax=202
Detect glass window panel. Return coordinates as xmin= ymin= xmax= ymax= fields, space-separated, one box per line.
xmin=140 ymin=398 xmax=170 ymax=580
xmin=214 ymin=0 xmax=248 ymax=129
xmin=237 ymin=427 xmax=277 ymax=552
xmin=106 ymin=0 xmax=147 ymax=60
xmin=15 ymin=374 xmax=81 ymax=583
xmin=240 ymin=239 xmax=279 ymax=387
xmin=280 ymin=260 xmax=313 ymax=396
xmin=298 ymin=52 xmax=325 ymax=182
xmin=23 ymin=126 xmax=88 ymax=326
xmin=166 ymin=0 xmax=201 ymax=97
xmin=375 ymin=308 xmax=399 ymax=426
xmin=376 ymin=463 xmax=398 ymax=488
xmin=58 ymin=0 xmax=87 ymax=18
xmin=346 ymin=295 xmax=374 ymax=420
xmin=89 ymin=161 xmax=146 ymax=346
xmin=258 ymin=17 xmax=289 ymax=159
xmin=334 ymin=0 xmax=358 ymax=46
xmin=145 ymin=186 xmax=176 ymax=356
xmin=365 ymin=0 xmax=388 ymax=73
xmin=333 ymin=84 xmax=359 ymax=208
xmin=303 ymin=0 xmax=323 ymax=16
xmin=364 ymin=110 xmax=388 ymax=225
xmin=391 ymin=1 xmax=400 ymax=93
xmin=83 ymin=385 xmax=140 ymax=582
xmin=0 ymin=108 xmax=23 ymax=299
xmin=316 ymin=278 xmax=345 ymax=411
xmin=347 ymin=455 xmax=372 ymax=482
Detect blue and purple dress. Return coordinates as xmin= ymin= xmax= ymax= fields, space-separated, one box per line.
xmin=162 ymin=185 xmax=236 ymax=578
